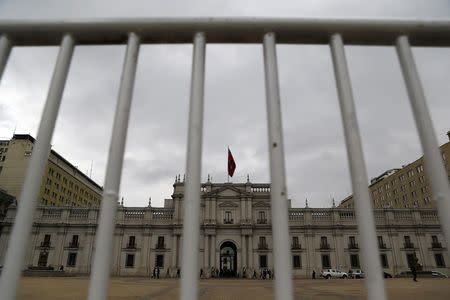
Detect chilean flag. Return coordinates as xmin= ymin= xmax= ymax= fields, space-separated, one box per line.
xmin=228 ymin=148 xmax=236 ymax=177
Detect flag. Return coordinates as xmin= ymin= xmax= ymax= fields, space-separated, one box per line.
xmin=228 ymin=148 xmax=236 ymax=177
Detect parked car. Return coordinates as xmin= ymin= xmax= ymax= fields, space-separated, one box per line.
xmin=349 ymin=269 xmax=365 ymax=279
xmin=321 ymin=269 xmax=348 ymax=279
xmin=431 ymin=271 xmax=448 ymax=278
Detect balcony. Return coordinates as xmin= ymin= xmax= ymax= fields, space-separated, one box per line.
xmin=431 ymin=242 xmax=442 ymax=249
xmin=126 ymin=243 xmax=137 ymax=249
xmin=258 ymin=243 xmax=268 ymax=250
xmin=320 ymin=243 xmax=330 ymax=250
xmin=68 ymin=241 xmax=79 ymax=248
xmin=155 ymin=243 xmax=166 ymax=250
xmin=223 ymin=219 xmax=234 ymax=224
xmin=257 ymin=219 xmax=267 ymax=224
xmin=378 ymin=242 xmax=387 ymax=249
xmin=291 ymin=243 xmax=302 ymax=250
xmin=40 ymin=242 xmax=51 ymax=248
xmin=404 ymin=242 xmax=415 ymax=249
xmin=348 ymin=243 xmax=359 ymax=250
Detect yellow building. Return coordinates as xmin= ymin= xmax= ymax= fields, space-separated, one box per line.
xmin=0 ymin=134 xmax=102 ymax=207
xmin=340 ymin=131 xmax=450 ymax=209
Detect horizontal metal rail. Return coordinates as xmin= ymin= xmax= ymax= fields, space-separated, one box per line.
xmin=0 ymin=18 xmax=450 ymax=46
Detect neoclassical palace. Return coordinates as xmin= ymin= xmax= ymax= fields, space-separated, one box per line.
xmin=0 ymin=180 xmax=448 ymax=278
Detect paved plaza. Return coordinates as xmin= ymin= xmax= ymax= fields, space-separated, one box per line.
xmin=15 ymin=277 xmax=450 ymax=300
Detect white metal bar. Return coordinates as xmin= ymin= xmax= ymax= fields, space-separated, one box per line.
xmin=87 ymin=32 xmax=140 ymax=300
xmin=396 ymin=35 xmax=450 ymax=258
xmin=0 ymin=34 xmax=75 ymax=300
xmin=262 ymin=32 xmax=294 ymax=300
xmin=0 ymin=35 xmax=12 ymax=81
xmin=180 ymin=32 xmax=206 ymax=300
xmin=0 ymin=18 xmax=450 ymax=46
xmin=330 ymin=33 xmax=387 ymax=300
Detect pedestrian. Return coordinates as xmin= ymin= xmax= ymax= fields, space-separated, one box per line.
xmin=252 ymin=270 xmax=257 ymax=279
xmin=152 ymin=267 xmax=156 ymax=279
xmin=177 ymin=268 xmax=180 ymax=278
xmin=411 ymin=258 xmax=418 ymax=282
xmin=312 ymin=269 xmax=316 ymax=279
xmin=200 ymin=268 xmax=203 ymax=278
xmin=156 ymin=266 xmax=160 ymax=279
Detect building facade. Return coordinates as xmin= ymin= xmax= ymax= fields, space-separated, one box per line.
xmin=0 ymin=134 xmax=102 ymax=207
xmin=0 ymin=180 xmax=448 ymax=278
xmin=340 ymin=131 xmax=450 ymax=209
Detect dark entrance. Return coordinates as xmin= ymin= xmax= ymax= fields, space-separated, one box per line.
xmin=220 ymin=241 xmax=237 ymax=277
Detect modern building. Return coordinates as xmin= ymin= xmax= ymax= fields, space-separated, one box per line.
xmin=0 ymin=134 xmax=102 ymax=207
xmin=339 ymin=131 xmax=450 ymax=209
xmin=0 ymin=180 xmax=447 ymax=278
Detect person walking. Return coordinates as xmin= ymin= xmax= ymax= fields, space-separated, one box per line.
xmin=312 ymin=269 xmax=316 ymax=279
xmin=152 ymin=267 xmax=156 ymax=279
xmin=156 ymin=266 xmax=160 ymax=279
xmin=411 ymin=258 xmax=418 ymax=282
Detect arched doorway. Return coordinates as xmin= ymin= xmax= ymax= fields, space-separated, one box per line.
xmin=220 ymin=241 xmax=237 ymax=277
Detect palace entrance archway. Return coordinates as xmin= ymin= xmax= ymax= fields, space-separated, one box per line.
xmin=220 ymin=241 xmax=237 ymax=277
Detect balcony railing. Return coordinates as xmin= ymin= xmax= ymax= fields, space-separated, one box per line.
xmin=257 ymin=219 xmax=268 ymax=224
xmin=258 ymin=243 xmax=269 ymax=250
xmin=291 ymin=244 xmax=301 ymax=250
xmin=431 ymin=242 xmax=442 ymax=249
xmin=40 ymin=242 xmax=51 ymax=248
xmin=68 ymin=241 xmax=79 ymax=248
xmin=404 ymin=242 xmax=415 ymax=249
xmin=155 ymin=243 xmax=166 ymax=250
xmin=126 ymin=243 xmax=136 ymax=249
xmin=320 ymin=243 xmax=330 ymax=250
xmin=348 ymin=243 xmax=359 ymax=249
xmin=223 ymin=219 xmax=234 ymax=224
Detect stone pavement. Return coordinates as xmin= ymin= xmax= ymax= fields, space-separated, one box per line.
xmin=16 ymin=277 xmax=450 ymax=299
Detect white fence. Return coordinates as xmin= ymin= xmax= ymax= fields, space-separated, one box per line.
xmin=0 ymin=18 xmax=450 ymax=300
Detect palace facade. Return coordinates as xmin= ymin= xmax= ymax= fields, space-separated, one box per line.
xmin=0 ymin=180 xmax=448 ymax=278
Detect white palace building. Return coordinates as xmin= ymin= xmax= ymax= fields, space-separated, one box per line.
xmin=0 ymin=179 xmax=448 ymax=278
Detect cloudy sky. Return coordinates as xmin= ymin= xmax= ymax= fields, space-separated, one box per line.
xmin=0 ymin=0 xmax=449 ymax=208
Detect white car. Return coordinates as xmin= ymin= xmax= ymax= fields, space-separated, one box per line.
xmin=321 ymin=269 xmax=348 ymax=279
xmin=349 ymin=269 xmax=365 ymax=279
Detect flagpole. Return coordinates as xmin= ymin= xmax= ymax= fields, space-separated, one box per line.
xmin=227 ymin=146 xmax=229 ymax=183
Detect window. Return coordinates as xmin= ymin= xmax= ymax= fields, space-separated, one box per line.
xmin=401 ymin=185 xmax=406 ymax=192
xmin=292 ymin=236 xmax=300 ymax=248
xmin=320 ymin=236 xmax=329 ymax=249
xmin=125 ymin=254 xmax=134 ymax=267
xmin=157 ymin=236 xmax=165 ymax=249
xmin=259 ymin=255 xmax=267 ymax=268
xmin=407 ymin=170 xmax=414 ymax=177
xmin=350 ymin=254 xmax=360 ymax=268
xmin=411 ymin=191 xmax=417 ymax=198
xmin=224 ymin=211 xmax=233 ymax=223
xmin=419 ymin=176 xmax=425 ymax=183
xmin=156 ymin=255 xmax=164 ymax=268
xmin=416 ymin=165 xmax=424 ymax=173
xmin=409 ymin=180 xmax=416 ymax=187
xmin=293 ymin=255 xmax=301 ymax=269
xmin=67 ymin=253 xmax=77 ymax=267
xmin=435 ymin=254 xmax=446 ymax=267
xmin=70 ymin=235 xmax=79 ymax=247
xmin=258 ymin=211 xmax=266 ymax=222
xmin=380 ymin=254 xmax=389 ymax=268
xmin=128 ymin=236 xmax=136 ymax=248
xmin=400 ymin=174 xmax=406 ymax=182
xmin=349 ymin=236 xmax=357 ymax=248
xmin=378 ymin=236 xmax=386 ymax=248
xmin=259 ymin=236 xmax=267 ymax=249
xmin=42 ymin=234 xmax=51 ymax=247
xmin=321 ymin=254 xmax=331 ymax=268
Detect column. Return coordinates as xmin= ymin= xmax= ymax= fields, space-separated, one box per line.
xmin=210 ymin=235 xmax=216 ymax=268
xmin=172 ymin=234 xmax=178 ymax=267
xmin=240 ymin=198 xmax=246 ymax=221
xmin=248 ymin=235 xmax=253 ymax=268
xmin=241 ymin=235 xmax=247 ymax=267
xmin=203 ymin=235 xmax=209 ymax=268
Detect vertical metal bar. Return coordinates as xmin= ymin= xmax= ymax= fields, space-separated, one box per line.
xmin=180 ymin=32 xmax=206 ymax=300
xmin=87 ymin=32 xmax=140 ymax=300
xmin=0 ymin=35 xmax=12 ymax=81
xmin=0 ymin=34 xmax=75 ymax=300
xmin=262 ymin=32 xmax=294 ymax=300
xmin=330 ymin=33 xmax=386 ymax=300
xmin=396 ymin=35 xmax=450 ymax=257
